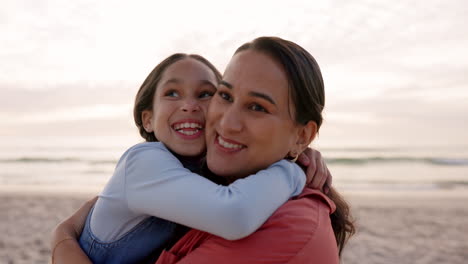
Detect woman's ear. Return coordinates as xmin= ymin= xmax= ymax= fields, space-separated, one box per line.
xmin=295 ymin=121 xmax=317 ymax=152
xmin=141 ymin=110 xmax=154 ymax=132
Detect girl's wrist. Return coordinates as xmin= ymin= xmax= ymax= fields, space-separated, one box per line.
xmin=51 ymin=237 xmax=75 ymax=264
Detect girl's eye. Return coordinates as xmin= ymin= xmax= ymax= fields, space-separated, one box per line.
xmin=199 ymin=91 xmax=215 ymax=99
xmin=249 ymin=104 xmax=268 ymax=113
xmin=217 ymin=91 xmax=233 ymax=102
xmin=165 ymin=90 xmax=179 ymax=97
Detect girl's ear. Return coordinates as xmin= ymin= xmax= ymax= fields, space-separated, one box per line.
xmin=141 ymin=110 xmax=154 ymax=132
xmin=295 ymin=121 xmax=317 ymax=153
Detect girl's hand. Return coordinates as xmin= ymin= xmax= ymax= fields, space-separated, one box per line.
xmin=297 ymin=148 xmax=332 ymax=194
xmin=50 ymin=196 xmax=97 ymax=264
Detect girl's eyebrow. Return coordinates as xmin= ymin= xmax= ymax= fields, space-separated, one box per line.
xmin=220 ymin=80 xmax=233 ymax=89
xmin=199 ymin=79 xmax=217 ymax=87
xmin=163 ymin=78 xmax=182 ymax=86
xmin=163 ymin=78 xmax=216 ymax=87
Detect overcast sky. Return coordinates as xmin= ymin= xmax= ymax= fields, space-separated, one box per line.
xmin=1 ymin=0 xmax=467 ymax=147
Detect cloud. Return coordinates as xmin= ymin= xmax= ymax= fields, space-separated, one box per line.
xmin=1 ymin=0 xmax=467 ymax=146
xmin=0 ymin=81 xmax=136 ymax=112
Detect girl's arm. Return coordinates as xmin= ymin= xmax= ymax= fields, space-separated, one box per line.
xmin=50 ymin=197 xmax=97 ymax=264
xmin=50 ymin=147 xmax=331 ymax=263
xmin=122 ymin=144 xmax=304 ymax=240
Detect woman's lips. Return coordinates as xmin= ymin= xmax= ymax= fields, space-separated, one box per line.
xmin=214 ymin=134 xmax=246 ymax=153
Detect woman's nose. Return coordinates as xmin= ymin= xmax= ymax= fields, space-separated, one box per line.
xmin=219 ymin=106 xmax=242 ymax=133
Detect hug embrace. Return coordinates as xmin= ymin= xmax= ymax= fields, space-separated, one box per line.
xmin=51 ymin=36 xmax=355 ymax=264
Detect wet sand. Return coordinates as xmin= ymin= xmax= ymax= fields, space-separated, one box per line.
xmin=0 ymin=190 xmax=467 ymax=264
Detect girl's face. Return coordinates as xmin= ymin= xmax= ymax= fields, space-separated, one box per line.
xmin=143 ymin=58 xmax=218 ymax=156
xmin=205 ymin=50 xmax=306 ymax=180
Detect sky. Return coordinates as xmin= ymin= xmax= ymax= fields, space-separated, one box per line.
xmin=1 ymin=0 xmax=467 ymax=148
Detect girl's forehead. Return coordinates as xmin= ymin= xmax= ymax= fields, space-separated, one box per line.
xmin=157 ymin=59 xmax=218 ymax=90
xmin=163 ymin=58 xmax=216 ymax=80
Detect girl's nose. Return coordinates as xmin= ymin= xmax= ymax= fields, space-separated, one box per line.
xmin=181 ymin=99 xmax=201 ymax=112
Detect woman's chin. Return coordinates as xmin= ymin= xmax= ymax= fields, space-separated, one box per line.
xmin=207 ymin=160 xmax=237 ymax=179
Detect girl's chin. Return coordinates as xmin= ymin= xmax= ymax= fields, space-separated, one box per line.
xmin=171 ymin=146 xmax=205 ymax=157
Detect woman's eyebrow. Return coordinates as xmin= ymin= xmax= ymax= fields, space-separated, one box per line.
xmin=220 ymin=80 xmax=276 ymax=105
xmin=249 ymin=91 xmax=276 ymax=105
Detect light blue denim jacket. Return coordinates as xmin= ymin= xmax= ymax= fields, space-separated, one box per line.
xmin=78 ymin=142 xmax=305 ymax=263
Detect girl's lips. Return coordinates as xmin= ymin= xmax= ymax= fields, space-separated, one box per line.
xmin=174 ymin=129 xmax=203 ymax=140
xmin=172 ymin=119 xmax=204 ymax=140
xmin=214 ymin=134 xmax=246 ymax=153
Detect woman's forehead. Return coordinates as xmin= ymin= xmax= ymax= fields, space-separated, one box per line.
xmin=222 ymin=50 xmax=289 ymax=98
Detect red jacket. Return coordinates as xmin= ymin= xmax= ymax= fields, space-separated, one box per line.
xmin=156 ymin=188 xmax=339 ymax=264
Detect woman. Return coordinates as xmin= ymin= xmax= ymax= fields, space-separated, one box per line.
xmin=52 ymin=36 xmax=354 ymax=263
xmin=152 ymin=36 xmax=355 ymax=263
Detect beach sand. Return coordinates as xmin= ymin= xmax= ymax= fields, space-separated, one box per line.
xmin=0 ymin=190 xmax=467 ymax=264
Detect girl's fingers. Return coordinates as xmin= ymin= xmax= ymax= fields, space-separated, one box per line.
xmin=324 ymin=167 xmax=332 ymax=194
xmin=305 ymin=150 xmax=317 ymax=185
xmin=297 ymin=152 xmax=310 ymax=167
xmin=317 ymin=166 xmax=328 ymax=191
xmin=311 ymin=160 xmax=326 ymax=189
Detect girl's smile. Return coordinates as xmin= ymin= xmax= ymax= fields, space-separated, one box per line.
xmin=172 ymin=119 xmax=204 ymax=139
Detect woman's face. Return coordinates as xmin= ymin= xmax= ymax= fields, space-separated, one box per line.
xmin=205 ymin=50 xmax=302 ymax=180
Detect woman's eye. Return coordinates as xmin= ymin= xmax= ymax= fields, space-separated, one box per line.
xmin=199 ymin=91 xmax=215 ymax=99
xmin=165 ymin=90 xmax=179 ymax=97
xmin=249 ymin=104 xmax=268 ymax=113
xmin=217 ymin=91 xmax=233 ymax=102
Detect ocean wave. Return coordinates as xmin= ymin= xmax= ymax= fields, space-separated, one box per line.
xmin=325 ymin=157 xmax=468 ymax=166
xmin=0 ymin=157 xmax=117 ymax=165
xmin=2 ymin=156 xmax=468 ymax=166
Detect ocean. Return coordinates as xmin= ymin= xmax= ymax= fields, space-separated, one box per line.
xmin=1 ymin=135 xmax=467 ymax=195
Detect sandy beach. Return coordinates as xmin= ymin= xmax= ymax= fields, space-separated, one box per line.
xmin=1 ymin=190 xmax=467 ymax=264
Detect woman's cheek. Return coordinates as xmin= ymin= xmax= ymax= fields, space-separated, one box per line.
xmin=207 ymin=99 xmax=224 ymax=124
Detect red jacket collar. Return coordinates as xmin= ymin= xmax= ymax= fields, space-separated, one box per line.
xmin=296 ymin=188 xmax=336 ymax=213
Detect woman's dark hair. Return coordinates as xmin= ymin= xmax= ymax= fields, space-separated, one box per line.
xmin=134 ymin=53 xmax=222 ymax=142
xmin=235 ymin=36 xmax=355 ymax=255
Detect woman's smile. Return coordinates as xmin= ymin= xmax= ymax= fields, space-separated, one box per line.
xmin=214 ymin=133 xmax=246 ymax=153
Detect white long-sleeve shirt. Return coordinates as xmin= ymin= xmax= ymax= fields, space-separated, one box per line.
xmin=90 ymin=142 xmax=306 ymax=242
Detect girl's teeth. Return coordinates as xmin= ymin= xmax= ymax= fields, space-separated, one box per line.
xmin=178 ymin=129 xmax=199 ymax=136
xmin=174 ymin=122 xmax=202 ymax=130
xmin=218 ymin=136 xmax=243 ymax=149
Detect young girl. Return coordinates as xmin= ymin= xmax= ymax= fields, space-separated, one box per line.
xmin=75 ymin=53 xmax=315 ymax=264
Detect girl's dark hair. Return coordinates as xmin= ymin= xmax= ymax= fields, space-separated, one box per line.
xmin=235 ymin=37 xmax=355 ymax=255
xmin=133 ymin=53 xmax=222 ymax=142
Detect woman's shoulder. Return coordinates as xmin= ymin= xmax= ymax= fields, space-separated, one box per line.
xmin=242 ymin=189 xmax=338 ymax=262
xmin=186 ymin=189 xmax=338 ymax=263
xmin=215 ymin=189 xmax=335 ymax=246
xmin=262 ymin=188 xmax=335 ymax=232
